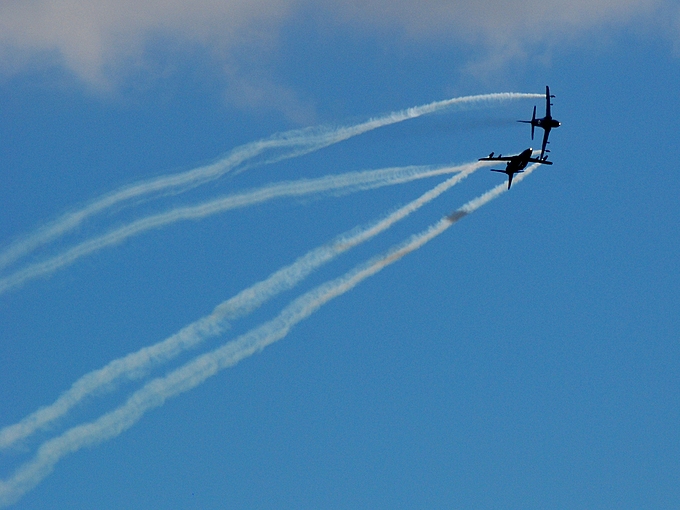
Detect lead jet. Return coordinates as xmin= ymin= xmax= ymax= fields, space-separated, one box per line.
xmin=518 ymin=85 xmax=561 ymax=160
xmin=479 ymin=148 xmax=552 ymax=189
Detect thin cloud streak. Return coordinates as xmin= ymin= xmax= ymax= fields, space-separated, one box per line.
xmin=0 ymin=92 xmax=541 ymax=273
xmin=0 ymin=0 xmax=667 ymax=87
xmin=0 ymin=164 xmax=538 ymax=507
xmin=0 ymin=162 xmax=470 ymax=296
xmin=328 ymin=0 xmax=663 ymax=46
xmin=0 ymin=0 xmax=292 ymax=84
xmin=0 ymin=162 xmax=483 ymax=451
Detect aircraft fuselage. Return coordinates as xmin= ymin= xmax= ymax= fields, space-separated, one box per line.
xmin=535 ymin=117 xmax=561 ymax=130
xmin=504 ymin=148 xmax=534 ymax=173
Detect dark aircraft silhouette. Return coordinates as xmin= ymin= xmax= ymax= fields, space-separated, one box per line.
xmin=518 ymin=86 xmax=561 ymax=160
xmin=479 ymin=148 xmax=553 ymax=189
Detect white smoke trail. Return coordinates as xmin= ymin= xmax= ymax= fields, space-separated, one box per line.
xmin=0 ymin=92 xmax=543 ymax=272
xmin=0 ymin=162 xmax=484 ymax=451
xmin=0 ymin=163 xmax=471 ymax=296
xmin=0 ymin=164 xmax=539 ymax=507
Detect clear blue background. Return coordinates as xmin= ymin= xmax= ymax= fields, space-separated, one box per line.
xmin=1 ymin=5 xmax=679 ymax=508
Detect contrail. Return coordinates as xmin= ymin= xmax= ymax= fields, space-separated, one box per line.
xmin=0 ymin=92 xmax=543 ymax=272
xmin=0 ymin=164 xmax=539 ymax=507
xmin=0 ymin=162 xmax=484 ymax=451
xmin=0 ymin=162 xmax=477 ymax=296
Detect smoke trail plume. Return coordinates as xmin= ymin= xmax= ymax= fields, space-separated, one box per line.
xmin=0 ymin=164 xmax=539 ymax=507
xmin=0 ymin=92 xmax=542 ymax=272
xmin=0 ymin=162 xmax=483 ymax=451
xmin=0 ymin=163 xmax=472 ymax=296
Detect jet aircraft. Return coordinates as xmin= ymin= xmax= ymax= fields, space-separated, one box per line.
xmin=479 ymin=148 xmax=553 ymax=189
xmin=518 ymin=86 xmax=561 ymax=160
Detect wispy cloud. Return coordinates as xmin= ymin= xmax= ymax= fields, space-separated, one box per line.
xmin=0 ymin=0 xmax=671 ymax=93
xmin=0 ymin=0 xmax=291 ymax=84
xmin=327 ymin=0 xmax=662 ymax=43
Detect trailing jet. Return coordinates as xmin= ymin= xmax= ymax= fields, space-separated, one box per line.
xmin=518 ymin=85 xmax=561 ymax=160
xmin=479 ymin=148 xmax=552 ymax=189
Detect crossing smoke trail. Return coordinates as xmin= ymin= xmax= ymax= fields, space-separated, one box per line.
xmin=0 ymin=163 xmax=475 ymax=296
xmin=0 ymin=164 xmax=539 ymax=507
xmin=0 ymin=162 xmax=484 ymax=451
xmin=0 ymin=92 xmax=543 ymax=272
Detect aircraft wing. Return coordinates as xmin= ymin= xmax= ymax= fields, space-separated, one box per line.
xmin=545 ymin=85 xmax=552 ymax=117
xmin=528 ymin=157 xmax=553 ymax=165
xmin=479 ymin=156 xmax=514 ymax=162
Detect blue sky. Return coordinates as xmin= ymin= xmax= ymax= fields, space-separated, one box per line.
xmin=1 ymin=1 xmax=679 ymax=508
